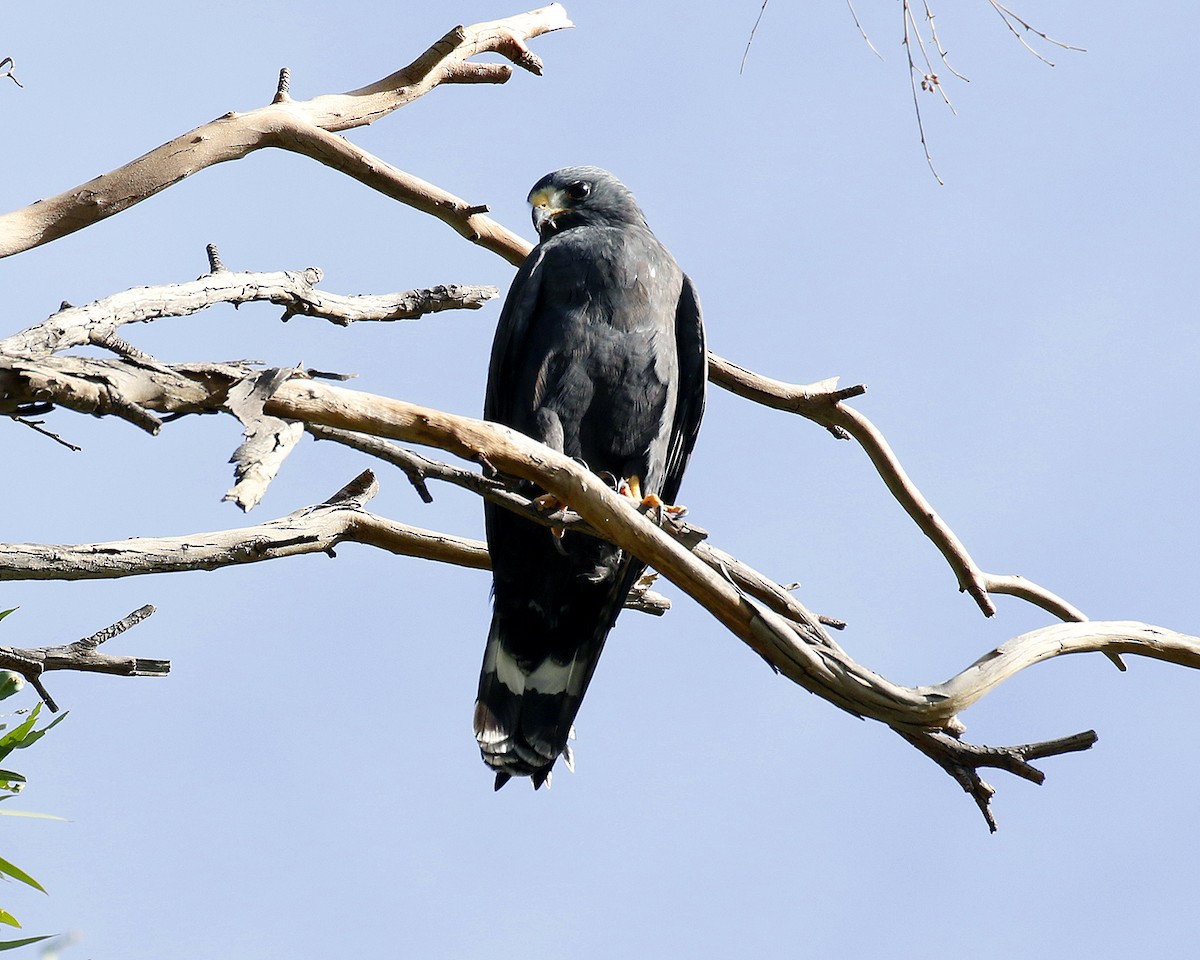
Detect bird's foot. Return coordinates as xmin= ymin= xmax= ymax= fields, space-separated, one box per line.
xmin=639 ymin=492 xmax=689 ymax=521
xmin=618 ymin=476 xmax=688 ymax=521
xmin=533 ymin=494 xmax=569 ymax=543
xmin=616 ymin=475 xmax=641 ymax=500
xmin=534 ymin=492 xmax=565 ymax=513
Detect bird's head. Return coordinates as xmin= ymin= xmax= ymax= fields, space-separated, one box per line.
xmin=527 ymin=166 xmax=648 ymax=240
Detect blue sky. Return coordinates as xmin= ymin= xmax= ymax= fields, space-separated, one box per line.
xmin=3 ymin=1 xmax=1199 ymax=956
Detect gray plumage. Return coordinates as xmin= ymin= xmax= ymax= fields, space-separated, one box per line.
xmin=473 ymin=166 xmax=707 ymax=789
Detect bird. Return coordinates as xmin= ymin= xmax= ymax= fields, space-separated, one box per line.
xmin=473 ymin=166 xmax=707 ymax=790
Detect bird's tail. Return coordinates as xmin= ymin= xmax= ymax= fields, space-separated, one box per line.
xmin=472 ymin=616 xmax=593 ymax=790
xmin=473 ymin=559 xmax=638 ymax=790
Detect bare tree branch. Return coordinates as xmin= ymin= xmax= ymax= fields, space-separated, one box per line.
xmin=0 ymin=471 xmax=488 ymax=579
xmin=0 ymin=5 xmax=573 ymax=262
xmin=987 ymin=0 xmax=1085 ymax=65
xmin=898 ymin=727 xmax=1098 ymax=832
xmin=891 ymin=0 xmax=1083 ymax=182
xmin=224 ymin=367 xmax=308 ymax=512
xmin=707 ymin=354 xmax=1084 ymax=622
xmin=268 ymin=379 xmax=1200 ymax=829
xmin=304 ymin=422 xmax=843 ymax=631
xmin=0 ymin=604 xmax=169 ymax=713
xmin=0 ymin=469 xmax=675 ymax=619
xmin=0 ymin=258 xmax=499 ymax=508
xmin=0 ymin=260 xmax=496 ymax=358
xmin=266 ymin=379 xmax=1200 ymax=726
xmin=7 ymin=402 xmax=1192 ymax=746
xmin=902 ymin=0 xmax=946 ymax=185
xmin=845 ymin=0 xmax=884 ymax=61
xmin=4 ymin=363 xmax=1196 ymax=825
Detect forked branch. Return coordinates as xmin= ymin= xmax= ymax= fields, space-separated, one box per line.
xmin=0 ymin=604 xmax=169 ymax=712
xmin=0 ymin=5 xmax=573 ymax=263
xmin=707 ymin=354 xmax=1085 ymax=622
xmin=267 ymin=379 xmax=1200 ymax=722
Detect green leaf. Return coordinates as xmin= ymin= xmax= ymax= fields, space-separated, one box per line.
xmin=0 ymin=937 xmax=52 ymax=951
xmin=0 ymin=771 xmax=27 ymax=785
xmin=7 ymin=712 xmax=66 ymax=755
xmin=0 ymin=811 xmax=65 ymax=821
xmin=0 ymin=609 xmax=16 ymax=624
xmin=0 ymin=857 xmax=45 ymax=894
xmin=0 ymin=675 xmax=23 ymax=703
xmin=0 ymin=707 xmax=41 ymax=762
xmin=0 ymin=706 xmax=64 ymax=765
xmin=0 ymin=910 xmax=17 ymax=928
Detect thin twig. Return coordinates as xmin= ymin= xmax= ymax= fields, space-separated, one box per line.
xmin=903 ymin=0 xmax=945 ymax=184
xmin=740 ymin=0 xmax=771 ymax=74
xmin=988 ymin=0 xmax=1085 ymax=66
xmin=923 ymin=0 xmax=968 ymax=82
xmin=9 ymin=415 xmax=82 ymax=451
xmin=845 ymin=0 xmax=883 ymax=61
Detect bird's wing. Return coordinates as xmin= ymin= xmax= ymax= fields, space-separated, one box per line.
xmin=660 ymin=273 xmax=707 ymax=505
xmin=484 ymin=245 xmax=546 ymax=426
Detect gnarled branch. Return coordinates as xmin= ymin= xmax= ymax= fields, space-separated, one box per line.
xmin=266 ymin=378 xmax=1200 ymax=730
xmin=0 ymin=260 xmax=497 ymax=359
xmin=0 ymin=5 xmax=573 ymax=262
xmin=5 ymin=367 xmax=1197 ymax=826
xmin=707 ymin=353 xmax=1086 ymax=623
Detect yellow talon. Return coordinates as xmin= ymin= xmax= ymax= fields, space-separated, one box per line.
xmin=534 ymin=493 xmax=565 ymax=513
xmin=620 ymin=477 xmax=688 ymax=519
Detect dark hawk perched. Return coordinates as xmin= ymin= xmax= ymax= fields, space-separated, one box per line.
xmin=473 ymin=166 xmax=707 ymax=790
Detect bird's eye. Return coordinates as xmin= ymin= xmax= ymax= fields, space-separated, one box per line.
xmin=566 ymin=181 xmax=591 ymax=201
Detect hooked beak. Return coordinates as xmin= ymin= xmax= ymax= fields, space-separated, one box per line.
xmin=532 ymin=202 xmax=565 ymax=238
xmin=529 ymin=186 xmax=569 ymax=239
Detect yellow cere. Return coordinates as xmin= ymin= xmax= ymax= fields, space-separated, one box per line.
xmin=528 ymin=187 xmax=566 ymax=209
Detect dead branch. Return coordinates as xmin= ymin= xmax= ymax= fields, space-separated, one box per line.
xmin=0 ymin=261 xmax=497 ymax=358
xmin=4 ymin=363 xmax=1196 ymax=825
xmin=266 ymin=379 xmax=1200 ymax=724
xmin=224 ymin=367 xmax=308 ymax=512
xmin=9 ymin=394 xmax=1194 ymax=823
xmin=898 ymin=727 xmax=1098 ymax=832
xmin=706 ymin=354 xmax=1084 ymax=623
xmin=266 ymin=379 xmax=1200 ymax=828
xmin=0 ymin=5 xmax=573 ymax=263
xmin=0 ymin=604 xmax=169 ymax=713
xmin=0 ymin=470 xmax=488 ymax=579
xmin=0 ymin=470 xmax=672 ymax=618
xmin=0 ymin=258 xmax=497 ymax=500
xmin=275 ymin=380 xmax=1200 ymax=827
xmin=304 ymin=422 xmax=845 ymax=634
